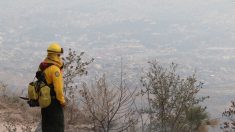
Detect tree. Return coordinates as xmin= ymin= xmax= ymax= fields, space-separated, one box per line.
xmin=221 ymin=101 xmax=235 ymax=132
xmin=140 ymin=61 xmax=209 ymax=132
xmin=79 ymin=75 xmax=138 ymax=132
xmin=62 ymin=49 xmax=94 ymax=125
xmin=62 ymin=48 xmax=94 ymax=99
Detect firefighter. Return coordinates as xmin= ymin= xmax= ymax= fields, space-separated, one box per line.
xmin=39 ymin=42 xmax=65 ymax=132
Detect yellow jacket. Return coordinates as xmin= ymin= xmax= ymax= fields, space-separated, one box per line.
xmin=40 ymin=54 xmax=65 ymax=106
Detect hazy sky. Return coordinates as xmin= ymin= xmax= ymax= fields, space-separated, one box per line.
xmin=0 ymin=0 xmax=235 ymax=121
xmin=0 ymin=0 xmax=234 ymax=49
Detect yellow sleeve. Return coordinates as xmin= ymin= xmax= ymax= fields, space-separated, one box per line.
xmin=51 ymin=66 xmax=65 ymax=105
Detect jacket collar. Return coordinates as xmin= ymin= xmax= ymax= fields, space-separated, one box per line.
xmin=44 ymin=54 xmax=63 ymax=68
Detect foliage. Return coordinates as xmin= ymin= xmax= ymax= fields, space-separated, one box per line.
xmin=62 ymin=48 xmax=94 ymax=99
xmin=221 ymin=101 xmax=235 ymax=132
xmin=185 ymin=106 xmax=209 ymax=131
xmin=139 ymin=61 xmax=209 ymax=132
xmin=62 ymin=49 xmax=94 ymax=125
xmin=79 ymin=75 xmax=138 ymax=132
xmin=63 ymin=51 xmax=139 ymax=132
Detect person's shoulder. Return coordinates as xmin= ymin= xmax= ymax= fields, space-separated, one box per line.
xmin=46 ymin=65 xmax=61 ymax=78
xmin=49 ymin=65 xmax=60 ymax=72
xmin=44 ymin=64 xmax=60 ymax=73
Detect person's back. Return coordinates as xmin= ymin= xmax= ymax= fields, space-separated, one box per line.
xmin=38 ymin=43 xmax=65 ymax=132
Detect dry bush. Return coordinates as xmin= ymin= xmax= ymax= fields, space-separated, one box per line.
xmin=221 ymin=101 xmax=235 ymax=131
xmin=64 ymin=104 xmax=88 ymax=126
xmin=62 ymin=49 xmax=94 ymax=126
xmin=62 ymin=48 xmax=94 ymax=99
xmin=79 ymin=75 xmax=138 ymax=132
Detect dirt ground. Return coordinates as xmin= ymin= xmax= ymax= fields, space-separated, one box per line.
xmin=0 ymin=96 xmax=92 ymax=132
xmin=0 ymin=96 xmax=39 ymax=132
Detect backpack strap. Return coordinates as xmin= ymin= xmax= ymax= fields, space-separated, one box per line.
xmin=35 ymin=62 xmax=57 ymax=98
xmin=39 ymin=62 xmax=54 ymax=71
xmin=36 ymin=62 xmax=53 ymax=81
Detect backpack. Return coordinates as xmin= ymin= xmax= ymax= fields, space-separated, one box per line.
xmin=27 ymin=63 xmax=55 ymax=108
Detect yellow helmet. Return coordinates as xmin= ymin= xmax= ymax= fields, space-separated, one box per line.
xmin=47 ymin=42 xmax=63 ymax=54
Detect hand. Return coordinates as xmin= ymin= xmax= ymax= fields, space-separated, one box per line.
xmin=61 ymin=103 xmax=66 ymax=108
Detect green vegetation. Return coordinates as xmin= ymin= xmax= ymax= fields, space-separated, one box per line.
xmin=138 ymin=61 xmax=214 ymax=132
xmin=0 ymin=50 xmax=218 ymax=132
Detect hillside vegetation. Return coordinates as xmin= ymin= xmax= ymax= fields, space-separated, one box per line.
xmin=0 ymin=50 xmax=220 ymax=132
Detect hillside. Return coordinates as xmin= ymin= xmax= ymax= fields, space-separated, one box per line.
xmin=0 ymin=95 xmax=39 ymax=132
xmin=0 ymin=0 xmax=235 ymax=131
xmin=0 ymin=93 xmax=93 ymax=132
xmin=0 ymin=0 xmax=235 ymax=119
